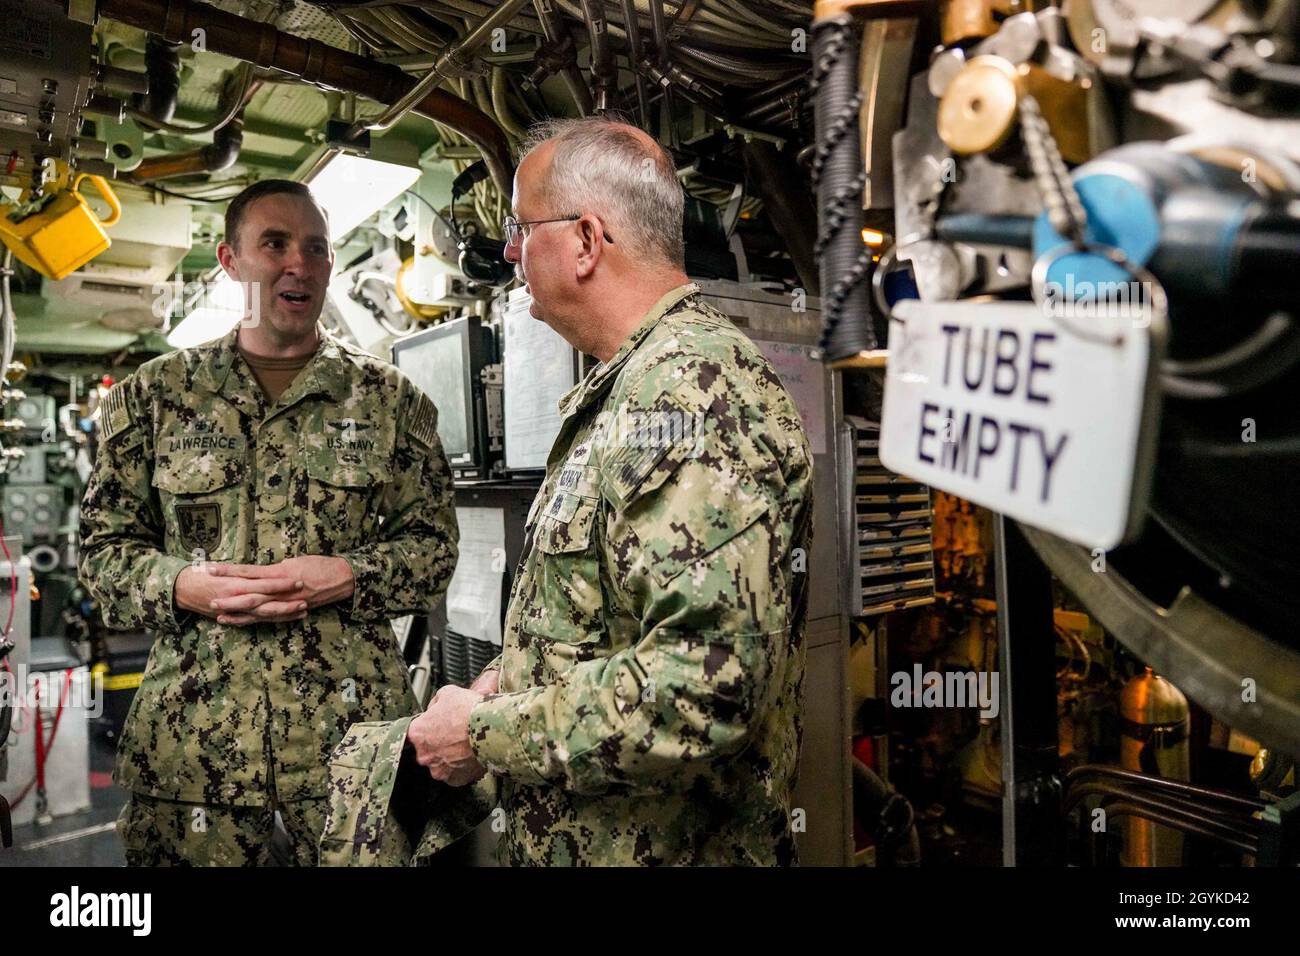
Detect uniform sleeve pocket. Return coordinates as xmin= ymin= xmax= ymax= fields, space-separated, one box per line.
xmin=634 ymin=455 xmax=769 ymax=590
xmin=601 ymin=384 xmax=706 ymax=510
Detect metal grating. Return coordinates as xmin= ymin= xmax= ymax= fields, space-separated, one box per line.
xmin=277 ymin=0 xmax=355 ymax=49
xmin=848 ymin=417 xmax=937 ymax=617
xmin=202 ymin=0 xmax=355 ymax=48
xmin=166 ymin=1 xmax=343 ymax=135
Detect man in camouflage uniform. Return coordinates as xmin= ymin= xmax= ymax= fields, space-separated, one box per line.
xmin=407 ymin=119 xmax=814 ymax=865
xmin=79 ymin=180 xmax=458 ymax=865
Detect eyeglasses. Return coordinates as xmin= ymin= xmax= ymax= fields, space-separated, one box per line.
xmin=501 ymin=214 xmax=614 ymax=247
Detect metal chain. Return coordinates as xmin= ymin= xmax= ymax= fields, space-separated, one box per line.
xmin=1019 ymin=93 xmax=1087 ymax=245
xmin=908 ymin=154 xmax=954 ymax=247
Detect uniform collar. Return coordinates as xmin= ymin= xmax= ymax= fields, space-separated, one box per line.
xmin=194 ymin=322 xmax=352 ymax=419
xmin=559 ymin=282 xmax=699 ymax=417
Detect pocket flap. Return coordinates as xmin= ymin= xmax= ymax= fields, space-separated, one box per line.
xmin=601 ymin=380 xmax=711 ymax=509
xmin=306 ymin=451 xmax=392 ymax=489
xmin=152 ymin=455 xmax=244 ymax=494
xmin=636 ymin=455 xmax=770 ymax=589
xmin=535 ymin=492 xmax=598 ymax=554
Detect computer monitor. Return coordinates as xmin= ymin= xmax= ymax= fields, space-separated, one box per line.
xmin=391 ymin=317 xmax=501 ymax=480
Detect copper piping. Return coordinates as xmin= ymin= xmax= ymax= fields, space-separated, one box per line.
xmin=130 ymin=76 xmax=261 ymax=182
xmin=98 ymin=0 xmax=516 ymax=192
xmin=129 ymin=114 xmax=245 ymax=182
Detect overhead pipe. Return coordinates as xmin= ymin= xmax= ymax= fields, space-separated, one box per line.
xmin=649 ymin=0 xmax=670 ymax=68
xmin=342 ymin=0 xmax=534 ymax=140
xmin=639 ymin=57 xmax=726 ymax=115
xmin=490 ymin=67 xmax=530 ymax=140
xmin=84 ymin=94 xmax=126 ymax=123
xmin=579 ymin=0 xmax=617 ymax=112
xmin=740 ymin=74 xmax=811 ymax=113
xmin=135 ymin=64 xmax=260 ymax=136
xmin=96 ymin=63 xmax=151 ymax=98
xmin=98 ymin=0 xmax=517 ymax=193
xmin=648 ymin=0 xmax=675 ymax=136
xmin=529 ymin=0 xmax=594 ymax=116
xmin=617 ymin=0 xmax=651 ymax=127
xmin=675 ymin=44 xmax=801 ymax=84
xmin=129 ymin=64 xmax=261 ymax=181
xmin=741 ymin=139 xmax=820 ymax=295
xmin=134 ymin=35 xmax=182 ymax=124
xmin=129 ymin=112 xmax=245 ymax=182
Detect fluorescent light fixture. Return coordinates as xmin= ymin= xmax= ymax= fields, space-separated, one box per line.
xmin=303 ymin=149 xmax=422 ymax=241
xmin=166 ymin=273 xmax=244 ymax=348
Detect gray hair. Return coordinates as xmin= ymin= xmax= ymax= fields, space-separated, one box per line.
xmin=518 ymin=117 xmax=685 ymax=268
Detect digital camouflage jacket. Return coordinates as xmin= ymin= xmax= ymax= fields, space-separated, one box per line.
xmin=467 ymin=284 xmax=815 ymax=865
xmin=79 ymin=324 xmax=458 ymax=805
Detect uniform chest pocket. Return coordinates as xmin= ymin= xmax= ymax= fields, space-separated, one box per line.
xmin=305 ymin=453 xmax=391 ymax=490
xmin=303 ymin=451 xmax=392 ymax=552
xmin=152 ymin=455 xmax=244 ymax=560
xmin=522 ymin=492 xmax=605 ymax=646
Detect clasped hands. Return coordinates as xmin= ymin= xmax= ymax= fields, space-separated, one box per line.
xmin=405 ymin=668 xmax=499 ymax=787
xmin=175 ymin=555 xmax=355 ymax=625
xmin=179 ymin=552 xmax=496 ymax=786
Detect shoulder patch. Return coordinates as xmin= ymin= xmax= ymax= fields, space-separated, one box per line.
xmin=408 ymin=391 xmax=439 ymax=450
xmin=602 ymin=385 xmax=705 ymax=506
xmin=99 ymin=382 xmax=134 ymax=442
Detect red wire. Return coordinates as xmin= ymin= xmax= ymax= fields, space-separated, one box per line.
xmin=32 ymin=676 xmax=44 ymax=793
xmin=9 ymin=668 xmax=73 ymax=811
xmin=1 ymin=513 xmax=15 ymax=805
xmin=0 ymin=512 xmax=15 ymax=649
xmin=44 ymin=668 xmax=73 ymax=755
xmin=1 ymin=508 xmax=75 ymax=812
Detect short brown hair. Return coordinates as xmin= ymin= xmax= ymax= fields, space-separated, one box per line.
xmin=224 ymin=179 xmax=329 ymax=251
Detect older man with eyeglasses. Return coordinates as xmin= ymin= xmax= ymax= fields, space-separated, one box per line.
xmin=406 ymin=116 xmax=815 ymax=866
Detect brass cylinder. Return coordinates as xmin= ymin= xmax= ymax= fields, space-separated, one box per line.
xmin=1118 ymin=668 xmax=1191 ymax=867
xmin=941 ymin=0 xmax=998 ymax=45
xmin=813 ymin=0 xmax=927 ymax=23
xmin=937 ymin=55 xmax=1021 ymax=156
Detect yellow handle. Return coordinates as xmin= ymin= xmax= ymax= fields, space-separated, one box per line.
xmin=72 ymin=173 xmax=122 ymax=227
